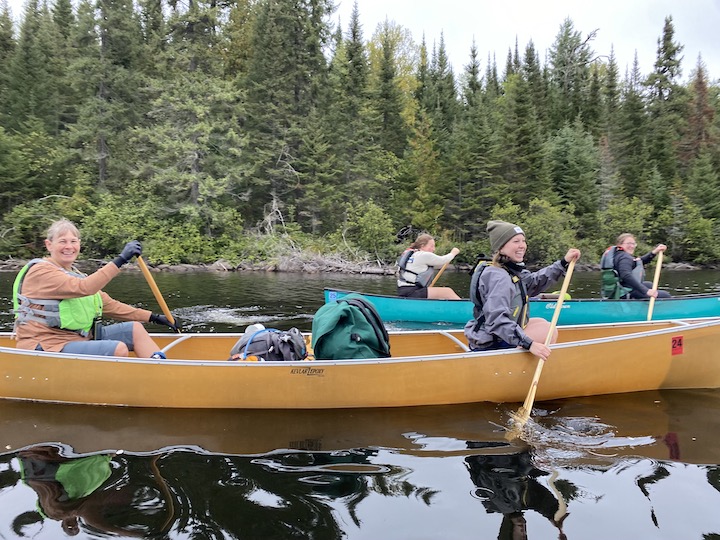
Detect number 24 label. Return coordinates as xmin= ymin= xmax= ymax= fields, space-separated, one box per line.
xmin=672 ymin=336 xmax=683 ymax=355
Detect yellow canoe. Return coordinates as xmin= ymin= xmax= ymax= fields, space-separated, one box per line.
xmin=1 ymin=318 xmax=719 ymax=409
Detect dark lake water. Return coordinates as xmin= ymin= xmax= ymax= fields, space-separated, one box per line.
xmin=2 ymin=268 xmax=720 ymax=539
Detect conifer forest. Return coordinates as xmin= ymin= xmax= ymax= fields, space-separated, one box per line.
xmin=1 ymin=0 xmax=718 ymax=267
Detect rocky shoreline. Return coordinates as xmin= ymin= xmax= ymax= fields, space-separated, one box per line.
xmin=0 ymin=257 xmax=702 ymax=274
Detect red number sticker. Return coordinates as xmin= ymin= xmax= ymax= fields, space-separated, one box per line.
xmin=671 ymin=336 xmax=684 ymax=355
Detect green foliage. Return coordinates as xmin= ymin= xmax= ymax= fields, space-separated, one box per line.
xmin=343 ymin=200 xmax=396 ymax=261
xmin=0 ymin=6 xmax=719 ymax=269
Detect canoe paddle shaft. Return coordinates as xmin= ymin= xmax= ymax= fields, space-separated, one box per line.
xmin=647 ymin=251 xmax=664 ymax=321
xmin=512 ymin=258 xmax=576 ymax=431
xmin=137 ymin=255 xmax=179 ymax=332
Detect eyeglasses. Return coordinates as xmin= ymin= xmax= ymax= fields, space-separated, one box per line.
xmin=623 ymin=241 xmax=637 ymax=247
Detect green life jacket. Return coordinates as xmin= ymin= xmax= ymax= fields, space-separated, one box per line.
xmin=13 ymin=259 xmax=103 ymax=335
xmin=469 ymin=262 xmax=528 ymax=330
xmin=599 ymin=246 xmax=644 ymax=299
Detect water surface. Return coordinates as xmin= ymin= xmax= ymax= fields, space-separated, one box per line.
xmin=1 ymin=268 xmax=720 ymax=538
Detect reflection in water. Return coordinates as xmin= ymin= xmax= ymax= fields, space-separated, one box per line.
xmin=466 ymin=450 xmax=570 ymax=540
xmin=1 ymin=389 xmax=720 ymax=537
xmin=2 ymin=444 xmax=420 ymax=539
xmin=6 ymin=439 xmax=719 ymax=539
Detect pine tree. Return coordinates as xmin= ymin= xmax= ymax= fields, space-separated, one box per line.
xmin=0 ymin=0 xmax=16 ymax=125
xmin=678 ymin=57 xmax=716 ymax=170
xmin=644 ymin=16 xmax=687 ymax=186
xmin=369 ymin=25 xmax=407 ymax=157
xmin=615 ymin=54 xmax=650 ymax=198
xmin=127 ymin=0 xmax=245 ymax=239
xmin=63 ymin=0 xmax=146 ymax=188
xmin=5 ymin=0 xmax=60 ymax=133
xmin=544 ymin=119 xmax=600 ymax=238
xmin=547 ymin=18 xmax=596 ymax=130
xmin=241 ymin=0 xmax=333 ymax=224
xmin=497 ymin=72 xmax=552 ymax=209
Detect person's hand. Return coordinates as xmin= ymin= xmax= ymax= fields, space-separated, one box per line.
xmin=114 ymin=240 xmax=142 ymax=267
xmin=563 ymin=248 xmax=581 ymax=263
xmin=653 ymin=244 xmax=667 ymax=254
xmin=646 ymin=289 xmax=659 ymax=298
xmin=450 ymin=247 xmax=460 ymax=256
xmin=529 ymin=341 xmax=552 ymax=360
xmin=149 ymin=313 xmax=180 ymax=332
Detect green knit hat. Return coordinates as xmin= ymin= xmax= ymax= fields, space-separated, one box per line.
xmin=487 ymin=220 xmax=525 ymax=253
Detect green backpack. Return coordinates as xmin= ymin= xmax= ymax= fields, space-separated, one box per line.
xmin=311 ymin=294 xmax=391 ymax=360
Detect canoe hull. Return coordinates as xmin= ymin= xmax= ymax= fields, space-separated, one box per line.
xmin=1 ymin=319 xmax=719 ymax=409
xmin=325 ymin=288 xmax=720 ymax=325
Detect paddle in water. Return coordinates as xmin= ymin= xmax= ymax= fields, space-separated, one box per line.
xmin=507 ymin=259 xmax=576 ymax=439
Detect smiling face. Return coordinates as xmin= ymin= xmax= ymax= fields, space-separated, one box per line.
xmin=620 ymin=236 xmax=637 ymax=255
xmin=499 ymin=233 xmax=526 ymax=263
xmin=45 ymin=230 xmax=81 ymax=269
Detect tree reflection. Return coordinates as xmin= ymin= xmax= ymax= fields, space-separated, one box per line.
xmin=0 ymin=444 xmax=428 ymax=538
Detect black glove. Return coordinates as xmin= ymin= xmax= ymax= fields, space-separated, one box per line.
xmin=113 ymin=240 xmax=142 ymax=268
xmin=149 ymin=313 xmax=180 ymax=332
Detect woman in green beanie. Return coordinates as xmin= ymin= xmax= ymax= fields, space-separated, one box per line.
xmin=464 ymin=220 xmax=580 ymax=361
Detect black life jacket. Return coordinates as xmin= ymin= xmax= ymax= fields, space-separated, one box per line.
xmin=599 ymin=246 xmax=642 ymax=299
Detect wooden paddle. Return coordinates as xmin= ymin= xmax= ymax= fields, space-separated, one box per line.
xmin=646 ymin=251 xmax=664 ymax=321
xmin=430 ymin=261 xmax=450 ymax=287
xmin=137 ymin=255 xmax=180 ymax=333
xmin=510 ymin=258 xmax=576 ymax=433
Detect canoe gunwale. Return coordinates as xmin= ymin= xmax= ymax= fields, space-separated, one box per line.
xmin=0 ymin=318 xmax=704 ymax=366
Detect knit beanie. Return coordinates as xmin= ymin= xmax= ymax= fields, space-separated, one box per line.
xmin=487 ymin=220 xmax=525 ymax=253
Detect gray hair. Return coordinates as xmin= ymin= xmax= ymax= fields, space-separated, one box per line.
xmin=46 ymin=219 xmax=80 ymax=241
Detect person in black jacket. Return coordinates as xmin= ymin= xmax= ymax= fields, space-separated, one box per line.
xmin=609 ymin=233 xmax=670 ymax=299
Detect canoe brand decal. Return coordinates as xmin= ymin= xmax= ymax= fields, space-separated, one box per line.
xmin=291 ymin=367 xmax=325 ymax=377
xmin=671 ymin=335 xmax=684 ymax=355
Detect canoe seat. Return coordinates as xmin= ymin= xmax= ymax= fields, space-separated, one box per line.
xmin=439 ymin=331 xmax=470 ymax=352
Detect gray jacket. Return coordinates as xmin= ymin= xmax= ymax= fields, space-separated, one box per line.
xmin=464 ymin=260 xmax=566 ymax=350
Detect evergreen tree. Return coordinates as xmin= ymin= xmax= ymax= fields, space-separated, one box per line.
xmin=602 ymin=46 xmax=621 ymax=139
xmin=241 ymin=0 xmax=333 ymax=224
xmin=128 ymin=0 xmax=245 ymax=241
xmin=460 ymin=40 xmax=481 ymax=109
xmin=0 ymin=0 xmax=15 ymax=124
xmin=497 ymin=73 xmax=552 ymax=208
xmin=5 ymin=0 xmax=59 ymax=133
xmin=644 ymin=16 xmax=686 ymax=185
xmin=678 ymin=57 xmax=716 ymax=169
xmin=402 ymin=111 xmax=444 ymax=231
xmin=544 ymin=119 xmax=600 ymax=238
xmin=615 ymin=54 xmax=650 ymax=198
xmin=685 ymin=147 xmax=720 ymax=220
xmin=547 ymin=18 xmax=596 ymax=130
xmin=522 ymin=40 xmax=547 ymax=132
xmin=63 ymin=0 xmax=146 ymax=189
xmin=370 ymin=25 xmax=408 ymax=157
xmin=447 ymin=90 xmax=501 ymax=238
xmin=421 ymin=33 xmax=458 ymax=144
